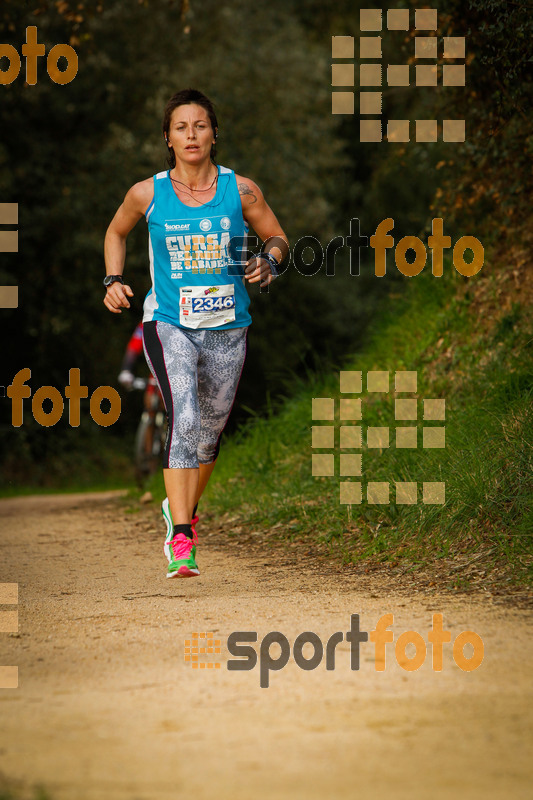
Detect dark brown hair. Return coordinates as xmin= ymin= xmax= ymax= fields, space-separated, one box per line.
xmin=162 ymin=88 xmax=218 ymax=168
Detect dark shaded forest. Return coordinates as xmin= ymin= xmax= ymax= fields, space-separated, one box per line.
xmin=0 ymin=0 xmax=531 ymax=486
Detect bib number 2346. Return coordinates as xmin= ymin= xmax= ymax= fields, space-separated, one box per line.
xmin=179 ymin=284 xmax=236 ymax=329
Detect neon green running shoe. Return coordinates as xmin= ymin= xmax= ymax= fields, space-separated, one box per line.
xmin=162 ymin=498 xmax=199 ymax=578
xmin=162 ymin=497 xmax=199 ymax=545
xmin=166 ymin=532 xmax=199 ymax=578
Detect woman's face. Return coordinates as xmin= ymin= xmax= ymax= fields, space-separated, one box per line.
xmin=167 ymin=103 xmax=216 ymax=167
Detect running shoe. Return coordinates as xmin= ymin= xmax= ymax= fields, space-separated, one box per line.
xmin=166 ymin=532 xmax=200 ymax=579
xmin=162 ymin=496 xmax=199 ymax=556
xmin=162 ymin=497 xmax=199 ymax=577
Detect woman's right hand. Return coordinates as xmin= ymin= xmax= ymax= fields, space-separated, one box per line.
xmin=103 ymin=283 xmax=134 ymax=314
xmin=103 ymin=179 xmax=153 ymax=315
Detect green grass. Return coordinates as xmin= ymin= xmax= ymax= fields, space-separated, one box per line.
xmin=0 ymin=427 xmax=136 ymax=497
xmin=179 ymin=263 xmax=532 ymax=586
xmin=0 ymin=479 xmax=132 ymax=499
xmin=0 ymin=787 xmax=52 ymax=800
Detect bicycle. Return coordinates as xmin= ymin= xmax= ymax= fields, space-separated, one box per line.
xmin=130 ymin=376 xmax=167 ymax=484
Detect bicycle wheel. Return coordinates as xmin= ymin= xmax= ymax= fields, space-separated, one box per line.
xmin=134 ymin=413 xmax=160 ymax=484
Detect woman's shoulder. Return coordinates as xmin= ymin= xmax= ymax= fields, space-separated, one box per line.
xmin=124 ymin=176 xmax=158 ymax=215
xmin=233 ymin=173 xmax=264 ymax=209
xmin=233 ymin=172 xmax=260 ymax=191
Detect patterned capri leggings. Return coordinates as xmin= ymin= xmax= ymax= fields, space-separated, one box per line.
xmin=142 ymin=320 xmax=248 ymax=469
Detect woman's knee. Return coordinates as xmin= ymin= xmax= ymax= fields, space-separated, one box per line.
xmin=197 ymin=439 xmax=220 ymax=464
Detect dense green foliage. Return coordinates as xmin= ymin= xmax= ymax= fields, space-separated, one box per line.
xmin=1 ymin=0 xmax=531 ymax=494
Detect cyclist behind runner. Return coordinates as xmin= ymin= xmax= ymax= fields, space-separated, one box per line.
xmin=117 ymin=320 xmax=164 ymax=437
xmin=118 ymin=322 xmax=166 ymax=481
xmin=103 ymin=88 xmax=288 ymax=579
xmin=117 ymin=322 xmax=144 ymax=389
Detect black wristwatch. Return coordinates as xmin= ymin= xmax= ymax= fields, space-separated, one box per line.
xmin=256 ymin=251 xmax=279 ymax=277
xmin=103 ymin=275 xmax=124 ymax=288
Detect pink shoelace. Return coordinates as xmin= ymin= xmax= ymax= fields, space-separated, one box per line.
xmin=170 ymin=531 xmax=197 ymax=561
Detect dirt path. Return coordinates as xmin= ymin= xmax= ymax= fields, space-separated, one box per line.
xmin=0 ymin=492 xmax=531 ymax=800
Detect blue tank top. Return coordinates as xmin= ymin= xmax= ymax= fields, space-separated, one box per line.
xmin=142 ymin=165 xmax=252 ymax=330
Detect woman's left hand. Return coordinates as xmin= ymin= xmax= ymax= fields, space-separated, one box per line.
xmin=244 ymin=256 xmax=276 ymax=288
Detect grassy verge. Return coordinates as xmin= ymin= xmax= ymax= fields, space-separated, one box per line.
xmin=190 ymin=260 xmax=533 ymax=589
xmin=0 ymin=480 xmax=132 ymax=499
xmin=0 ymin=782 xmax=52 ymax=800
xmin=0 ymin=428 xmax=136 ymax=498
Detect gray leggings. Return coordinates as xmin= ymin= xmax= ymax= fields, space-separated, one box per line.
xmin=143 ymin=320 xmax=248 ymax=468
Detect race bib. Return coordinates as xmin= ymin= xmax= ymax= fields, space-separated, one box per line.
xmin=179 ymin=284 xmax=236 ymax=329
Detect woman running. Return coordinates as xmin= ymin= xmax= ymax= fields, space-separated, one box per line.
xmin=104 ymin=88 xmax=288 ymax=578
